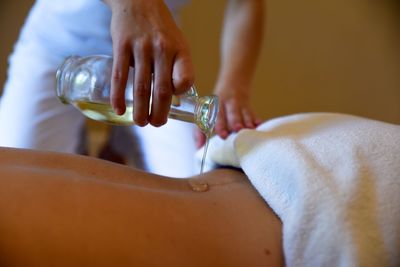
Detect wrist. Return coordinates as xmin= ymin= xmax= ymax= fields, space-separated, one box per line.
xmin=215 ymin=76 xmax=251 ymax=95
xmin=102 ymin=0 xmax=147 ymax=13
xmin=214 ymin=84 xmax=251 ymax=101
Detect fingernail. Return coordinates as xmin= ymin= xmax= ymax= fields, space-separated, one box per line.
xmin=114 ymin=108 xmax=122 ymax=115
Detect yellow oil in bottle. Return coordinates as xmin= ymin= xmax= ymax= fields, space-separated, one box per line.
xmin=74 ymin=101 xmax=134 ymax=126
xmin=73 ymin=100 xmax=199 ymax=126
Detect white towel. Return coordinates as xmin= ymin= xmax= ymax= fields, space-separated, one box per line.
xmin=197 ymin=112 xmax=400 ymax=267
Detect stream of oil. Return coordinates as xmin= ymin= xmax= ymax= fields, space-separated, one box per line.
xmin=200 ymin=134 xmax=210 ymax=175
xmin=188 ymin=133 xmax=211 ymax=192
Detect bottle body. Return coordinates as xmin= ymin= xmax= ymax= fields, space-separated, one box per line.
xmin=56 ymin=55 xmax=218 ymax=134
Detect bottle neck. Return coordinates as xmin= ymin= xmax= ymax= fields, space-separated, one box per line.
xmin=194 ymin=95 xmax=218 ymax=136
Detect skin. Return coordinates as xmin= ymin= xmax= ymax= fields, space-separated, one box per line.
xmin=103 ymin=0 xmax=194 ymax=127
xmin=0 ymin=147 xmax=283 ymax=267
xmin=102 ymin=0 xmax=264 ymax=146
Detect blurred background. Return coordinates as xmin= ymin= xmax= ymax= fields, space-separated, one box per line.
xmin=0 ymin=0 xmax=399 ymax=128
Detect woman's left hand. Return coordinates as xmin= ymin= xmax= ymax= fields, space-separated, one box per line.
xmin=195 ymin=84 xmax=262 ymax=148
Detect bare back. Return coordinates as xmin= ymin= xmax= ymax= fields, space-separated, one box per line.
xmin=0 ymin=147 xmax=283 ymax=267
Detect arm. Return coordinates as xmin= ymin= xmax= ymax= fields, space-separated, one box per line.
xmin=198 ymin=0 xmax=265 ymax=146
xmin=103 ymin=0 xmax=194 ymax=127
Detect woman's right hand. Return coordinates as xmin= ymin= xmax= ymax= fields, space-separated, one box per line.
xmin=103 ymin=0 xmax=194 ymax=127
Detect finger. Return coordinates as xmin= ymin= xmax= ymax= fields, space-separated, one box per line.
xmin=132 ymin=40 xmax=152 ymax=126
xmin=110 ymin=42 xmax=130 ymax=115
xmin=225 ymin=101 xmax=244 ymax=132
xmin=149 ymin=41 xmax=173 ymax=126
xmin=194 ymin=128 xmax=206 ymax=148
xmin=241 ymin=108 xmax=256 ymax=129
xmin=172 ymin=51 xmax=194 ymax=95
xmin=214 ymin=101 xmax=229 ymax=139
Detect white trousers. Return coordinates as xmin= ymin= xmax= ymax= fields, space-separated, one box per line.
xmin=0 ymin=37 xmax=197 ymax=177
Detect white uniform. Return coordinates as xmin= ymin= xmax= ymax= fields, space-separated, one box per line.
xmin=0 ymin=0 xmax=197 ymax=177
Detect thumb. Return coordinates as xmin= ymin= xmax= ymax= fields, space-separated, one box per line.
xmin=194 ymin=128 xmax=206 ymax=149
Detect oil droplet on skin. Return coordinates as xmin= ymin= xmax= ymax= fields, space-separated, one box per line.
xmin=188 ymin=179 xmax=209 ymax=192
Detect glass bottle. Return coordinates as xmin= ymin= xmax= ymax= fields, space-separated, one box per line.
xmin=55 ymin=55 xmax=218 ymax=135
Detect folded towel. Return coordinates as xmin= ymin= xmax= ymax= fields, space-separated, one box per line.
xmin=197 ymin=112 xmax=400 ymax=267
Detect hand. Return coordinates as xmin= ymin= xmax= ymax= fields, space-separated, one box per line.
xmin=195 ymin=84 xmax=262 ymax=148
xmin=104 ymin=0 xmax=194 ymax=127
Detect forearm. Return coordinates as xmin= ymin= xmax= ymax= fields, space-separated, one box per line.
xmin=217 ymin=0 xmax=265 ymax=91
xmin=194 ymin=0 xmax=265 ymax=145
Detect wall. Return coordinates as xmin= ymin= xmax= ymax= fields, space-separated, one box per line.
xmin=180 ymin=0 xmax=400 ymax=124
xmin=0 ymin=0 xmax=34 ymax=91
xmin=1 ymin=0 xmax=399 ymax=125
